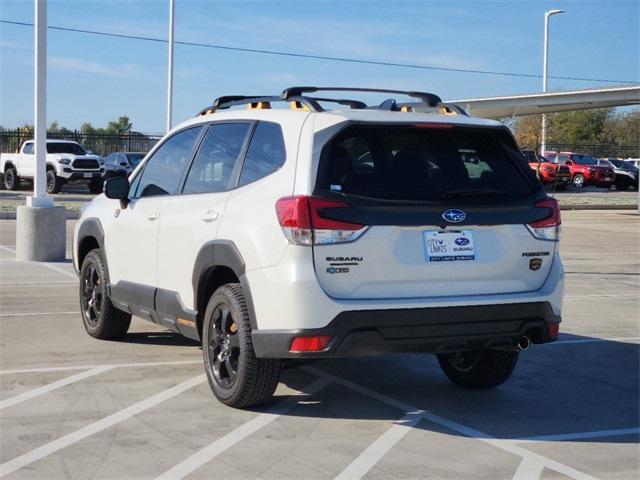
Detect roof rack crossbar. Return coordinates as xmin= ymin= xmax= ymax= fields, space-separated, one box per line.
xmin=281 ymin=86 xmax=442 ymax=107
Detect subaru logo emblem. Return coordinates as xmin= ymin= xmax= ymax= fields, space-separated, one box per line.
xmin=455 ymin=237 xmax=470 ymax=246
xmin=442 ymin=209 xmax=466 ymax=223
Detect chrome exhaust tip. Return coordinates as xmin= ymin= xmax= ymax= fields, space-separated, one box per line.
xmin=516 ymin=336 xmax=531 ymax=351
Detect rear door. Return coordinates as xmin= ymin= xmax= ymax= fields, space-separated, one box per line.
xmin=311 ymin=123 xmax=558 ymax=300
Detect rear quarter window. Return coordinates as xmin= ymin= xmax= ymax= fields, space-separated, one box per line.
xmin=238 ymin=122 xmax=286 ymax=187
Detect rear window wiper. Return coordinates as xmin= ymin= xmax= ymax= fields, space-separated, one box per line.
xmin=441 ymin=188 xmax=510 ymax=198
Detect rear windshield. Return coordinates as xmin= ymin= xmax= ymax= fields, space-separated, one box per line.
xmin=317 ymin=124 xmax=536 ymax=202
xmin=46 ymin=142 xmax=86 ymax=155
xmin=126 ymin=153 xmax=145 ymax=166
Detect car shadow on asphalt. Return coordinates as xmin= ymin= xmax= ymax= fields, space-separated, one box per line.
xmin=115 ymin=331 xmax=200 ymax=347
xmin=271 ymin=333 xmax=639 ymax=444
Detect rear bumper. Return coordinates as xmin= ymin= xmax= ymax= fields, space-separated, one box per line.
xmin=252 ymin=301 xmax=560 ymax=358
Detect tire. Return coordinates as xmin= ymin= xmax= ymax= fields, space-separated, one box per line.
xmin=3 ymin=167 xmax=19 ymax=191
xmin=89 ymin=179 xmax=103 ymax=194
xmin=46 ymin=169 xmax=64 ymax=194
xmin=572 ymin=173 xmax=585 ymax=189
xmin=437 ymin=349 xmax=519 ymax=389
xmin=202 ymin=283 xmax=281 ymax=408
xmin=79 ymin=249 xmax=131 ymax=339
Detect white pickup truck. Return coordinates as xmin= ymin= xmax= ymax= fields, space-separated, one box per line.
xmin=0 ymin=140 xmax=104 ymax=193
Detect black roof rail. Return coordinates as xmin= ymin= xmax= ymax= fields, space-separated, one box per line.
xmin=281 ymin=86 xmax=442 ymax=107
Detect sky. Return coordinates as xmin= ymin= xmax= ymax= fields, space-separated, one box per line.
xmin=0 ymin=0 xmax=638 ymax=132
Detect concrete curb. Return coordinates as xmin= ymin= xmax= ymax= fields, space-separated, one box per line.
xmin=559 ymin=204 xmax=637 ymax=211
xmin=0 ymin=211 xmax=81 ymax=220
xmin=0 ymin=206 xmax=637 ymax=219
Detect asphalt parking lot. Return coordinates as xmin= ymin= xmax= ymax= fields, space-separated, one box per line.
xmin=0 ymin=211 xmax=638 ymax=480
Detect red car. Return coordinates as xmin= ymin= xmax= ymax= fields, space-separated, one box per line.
xmin=545 ymin=152 xmax=615 ymax=189
xmin=522 ymin=150 xmax=571 ymax=190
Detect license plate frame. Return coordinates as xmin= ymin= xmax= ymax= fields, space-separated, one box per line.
xmin=424 ymin=230 xmax=476 ymax=262
xmin=83 ymin=172 xmax=93 ymax=178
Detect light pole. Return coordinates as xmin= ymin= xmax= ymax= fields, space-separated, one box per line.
xmin=166 ymin=0 xmax=175 ymax=133
xmin=16 ymin=0 xmax=65 ymax=262
xmin=540 ymin=9 xmax=564 ymax=156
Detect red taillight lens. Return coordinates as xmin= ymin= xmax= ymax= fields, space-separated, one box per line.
xmin=289 ymin=335 xmax=332 ymax=353
xmin=526 ymin=197 xmax=561 ymax=241
xmin=529 ymin=198 xmax=561 ymax=228
xmin=548 ymin=323 xmax=560 ymax=338
xmin=275 ymin=196 xmax=367 ymax=245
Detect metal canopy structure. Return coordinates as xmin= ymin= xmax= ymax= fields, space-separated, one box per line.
xmin=447 ymin=85 xmax=640 ymax=119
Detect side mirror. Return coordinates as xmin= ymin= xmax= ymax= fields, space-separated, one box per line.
xmin=104 ymin=176 xmax=130 ymax=208
xmin=565 ymin=160 xmax=572 ymax=165
xmin=119 ymin=161 xmax=129 ymax=167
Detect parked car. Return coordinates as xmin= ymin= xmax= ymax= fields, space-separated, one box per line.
xmin=521 ymin=150 xmax=571 ymax=190
xmin=597 ymin=158 xmax=639 ymax=190
xmin=544 ymin=152 xmax=615 ymax=189
xmin=102 ymin=152 xmax=146 ymax=179
xmin=73 ymin=86 xmax=564 ymax=408
xmin=624 ymin=158 xmax=640 ymax=169
xmin=0 ymin=140 xmax=104 ymax=193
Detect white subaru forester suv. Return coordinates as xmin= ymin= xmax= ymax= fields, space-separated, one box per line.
xmin=73 ymin=87 xmax=564 ymax=408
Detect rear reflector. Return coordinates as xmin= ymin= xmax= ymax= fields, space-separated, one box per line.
xmin=526 ymin=197 xmax=561 ymax=241
xmin=289 ymin=335 xmax=332 ymax=353
xmin=548 ymin=323 xmax=560 ymax=338
xmin=275 ymin=196 xmax=368 ymax=246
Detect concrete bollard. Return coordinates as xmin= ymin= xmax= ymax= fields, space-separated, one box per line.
xmin=16 ymin=205 xmax=66 ymax=262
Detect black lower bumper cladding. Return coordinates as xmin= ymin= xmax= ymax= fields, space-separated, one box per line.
xmin=251 ymin=302 xmax=561 ymax=358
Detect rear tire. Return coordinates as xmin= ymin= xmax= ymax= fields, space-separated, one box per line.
xmin=79 ymin=249 xmax=131 ymax=339
xmin=3 ymin=167 xmax=19 ymax=191
xmin=572 ymin=173 xmax=585 ymax=189
xmin=46 ymin=169 xmax=64 ymax=194
xmin=202 ymin=283 xmax=281 ymax=408
xmin=438 ymin=349 xmax=519 ymax=389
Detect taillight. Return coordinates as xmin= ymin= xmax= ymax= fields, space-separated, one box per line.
xmin=526 ymin=197 xmax=561 ymax=241
xmin=275 ymin=195 xmax=368 ymax=246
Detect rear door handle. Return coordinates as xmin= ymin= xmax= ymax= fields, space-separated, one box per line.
xmin=147 ymin=212 xmax=161 ymax=221
xmin=202 ymin=209 xmax=219 ymax=222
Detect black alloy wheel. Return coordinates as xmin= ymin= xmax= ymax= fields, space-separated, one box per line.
xmin=81 ymin=262 xmax=103 ymax=328
xmin=207 ymin=304 xmax=241 ymax=388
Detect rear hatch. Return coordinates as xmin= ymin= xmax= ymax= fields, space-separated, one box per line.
xmin=310 ymin=122 xmax=559 ymax=300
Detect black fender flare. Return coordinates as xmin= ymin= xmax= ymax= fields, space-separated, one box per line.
xmin=75 ymin=217 xmax=105 ymax=273
xmin=192 ymin=240 xmax=258 ymax=330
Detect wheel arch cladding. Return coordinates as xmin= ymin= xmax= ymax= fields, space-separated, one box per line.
xmin=192 ymin=240 xmax=258 ymax=335
xmin=77 ymin=218 xmax=105 ymax=269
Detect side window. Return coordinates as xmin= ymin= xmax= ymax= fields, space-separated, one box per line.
xmin=183 ymin=123 xmax=251 ymax=194
xmin=103 ymin=153 xmax=115 ymax=166
xmin=23 ymin=143 xmax=33 ymax=155
xmin=134 ymin=127 xmax=202 ymax=198
xmin=558 ymin=155 xmax=570 ymax=164
xmin=238 ymin=122 xmax=286 ymax=187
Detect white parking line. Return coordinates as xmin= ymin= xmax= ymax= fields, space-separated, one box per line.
xmin=512 ymin=458 xmax=545 ymax=480
xmin=155 ymin=377 xmax=331 ymax=480
xmin=304 ymin=367 xmax=596 ymax=480
xmin=0 ymin=366 xmax=113 ymax=410
xmin=548 ymin=336 xmax=640 ymax=345
xmin=0 ymin=311 xmax=79 ymax=318
xmin=515 ymin=427 xmax=640 ymax=443
xmin=0 ymin=245 xmax=77 ymax=280
xmin=0 ymin=374 xmax=206 ymax=477
xmin=335 ymin=410 xmax=425 ymax=480
xmin=0 ymin=360 xmax=202 ymax=375
xmin=565 ymin=293 xmax=639 ymax=298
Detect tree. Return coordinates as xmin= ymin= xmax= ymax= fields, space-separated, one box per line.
xmin=105 ymin=116 xmax=133 ymax=135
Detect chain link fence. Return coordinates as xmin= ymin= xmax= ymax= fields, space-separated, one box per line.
xmin=0 ymin=129 xmax=164 ymax=156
